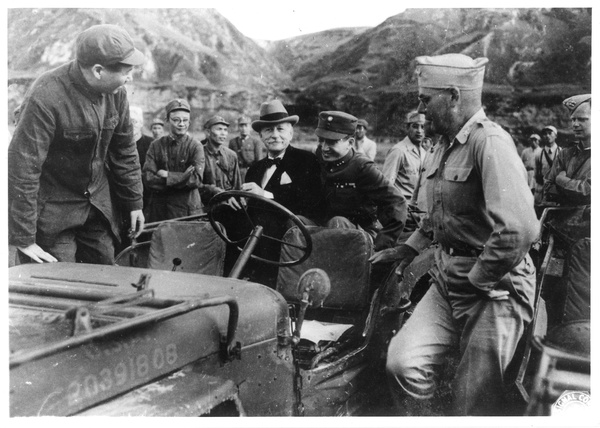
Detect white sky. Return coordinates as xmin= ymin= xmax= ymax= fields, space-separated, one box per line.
xmin=217 ymin=2 xmax=406 ymax=41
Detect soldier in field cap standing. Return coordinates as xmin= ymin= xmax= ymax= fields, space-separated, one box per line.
xmin=9 ymin=24 xmax=146 ymax=265
xmin=373 ymin=54 xmax=539 ymax=415
xmin=142 ymin=98 xmax=206 ymax=222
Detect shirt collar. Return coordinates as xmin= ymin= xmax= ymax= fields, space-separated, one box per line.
xmin=205 ymin=141 xmax=225 ymax=156
xmin=454 ymin=108 xmax=486 ymax=146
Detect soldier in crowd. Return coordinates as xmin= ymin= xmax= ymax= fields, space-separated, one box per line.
xmin=352 ymin=118 xmax=377 ymax=161
xmin=314 ymin=111 xmax=407 ymax=251
xmin=381 ymin=110 xmax=427 ymax=231
xmin=142 ymin=99 xmax=205 ymax=222
xmin=201 ymin=115 xmax=242 ymax=206
xmin=130 ymin=105 xmax=155 ymax=210
xmin=520 ymin=133 xmax=542 ymax=194
xmin=131 ymin=106 xmax=154 ymax=169
xmin=542 ymin=94 xmax=591 ymax=324
xmin=8 ymin=24 xmax=145 ymax=265
xmin=150 ymin=117 xmax=165 ymax=140
xmin=534 ymin=125 xmax=561 ymax=206
xmin=375 ymin=54 xmax=538 ymax=416
xmin=543 ymin=95 xmax=591 ymax=206
xmin=229 ymin=115 xmax=266 ymax=181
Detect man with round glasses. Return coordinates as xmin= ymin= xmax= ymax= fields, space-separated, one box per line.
xmin=142 ymin=98 xmax=206 ymax=222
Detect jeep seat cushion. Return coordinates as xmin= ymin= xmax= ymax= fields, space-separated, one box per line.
xmin=147 ymin=221 xmax=226 ymax=276
xmin=277 ymin=227 xmax=373 ymax=311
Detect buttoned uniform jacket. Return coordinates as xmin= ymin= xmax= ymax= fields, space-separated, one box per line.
xmin=542 ymin=142 xmax=591 ymax=206
xmin=381 ymin=136 xmax=424 ymax=201
xmin=142 ymin=134 xmax=205 ymax=222
xmin=229 ymin=135 xmax=266 ymax=168
xmin=353 ymin=136 xmax=377 ymax=161
xmin=201 ymin=142 xmax=242 ymax=205
xmin=8 ymin=61 xmax=143 ymax=248
xmin=405 ymin=109 xmax=539 ymax=294
xmin=319 ymin=148 xmax=407 ymax=250
xmin=245 ymin=145 xmax=325 ymax=221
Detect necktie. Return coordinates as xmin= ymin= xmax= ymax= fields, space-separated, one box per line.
xmin=265 ymin=157 xmax=281 ymax=168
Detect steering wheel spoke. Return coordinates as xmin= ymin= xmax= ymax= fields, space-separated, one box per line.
xmin=207 ymin=190 xmax=312 ymax=266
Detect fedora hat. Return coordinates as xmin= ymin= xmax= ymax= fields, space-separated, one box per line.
xmin=251 ymin=100 xmax=299 ymax=132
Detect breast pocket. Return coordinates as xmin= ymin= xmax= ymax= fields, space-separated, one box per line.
xmin=443 ymin=166 xmax=478 ymax=215
xmin=61 ymin=129 xmax=95 ymax=155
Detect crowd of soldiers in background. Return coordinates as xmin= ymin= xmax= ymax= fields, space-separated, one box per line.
xmin=124 ymin=99 xmax=579 ymax=227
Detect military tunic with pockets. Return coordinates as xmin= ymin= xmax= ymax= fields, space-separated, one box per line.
xmin=320 ymin=147 xmax=407 ymax=250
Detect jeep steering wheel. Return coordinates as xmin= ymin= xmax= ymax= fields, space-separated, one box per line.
xmin=207 ymin=190 xmax=312 ymax=267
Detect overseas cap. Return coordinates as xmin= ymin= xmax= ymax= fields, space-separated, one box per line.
xmin=165 ymin=99 xmax=191 ymax=116
xmin=357 ymin=119 xmax=369 ymax=129
xmin=76 ymin=24 xmax=145 ymax=66
xmin=529 ymin=134 xmax=541 ymax=140
xmin=151 ymin=117 xmax=164 ymax=126
xmin=542 ymin=125 xmax=557 ymax=134
xmin=316 ymin=111 xmax=358 ymax=140
xmin=204 ymin=115 xmax=230 ymax=129
xmin=415 ymin=54 xmax=488 ymax=90
xmin=563 ymin=94 xmax=591 ymax=114
xmin=405 ymin=110 xmax=426 ymax=124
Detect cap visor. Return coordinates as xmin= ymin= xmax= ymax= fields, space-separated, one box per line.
xmin=315 ymin=128 xmax=350 ymax=140
xmin=120 ymin=48 xmax=145 ymax=66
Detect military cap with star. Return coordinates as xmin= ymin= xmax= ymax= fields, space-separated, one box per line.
xmin=316 ymin=111 xmax=358 ymax=140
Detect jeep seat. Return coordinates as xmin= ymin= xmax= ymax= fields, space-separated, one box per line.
xmin=147 ymin=221 xmax=226 ymax=276
xmin=276 ymin=226 xmax=373 ymax=327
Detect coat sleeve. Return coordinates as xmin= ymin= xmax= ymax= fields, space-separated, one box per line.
xmin=166 ymin=141 xmax=206 ymax=189
xmin=381 ymin=146 xmax=402 ymax=186
xmin=358 ymin=162 xmax=407 ymax=250
xmin=106 ymin=95 xmax=143 ymax=213
xmin=8 ymin=97 xmax=54 ymax=247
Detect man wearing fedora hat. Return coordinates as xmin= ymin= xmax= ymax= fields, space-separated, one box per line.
xmin=315 ymin=110 xmax=407 ymax=250
xmin=200 ymin=115 xmax=242 ymax=206
xmin=229 ymin=115 xmax=266 ymax=181
xmin=142 ymin=99 xmax=206 ymax=223
xmin=376 ymin=54 xmax=538 ymax=416
xmin=9 ymin=24 xmax=146 ymax=265
xmin=244 ymin=100 xmax=324 ymax=221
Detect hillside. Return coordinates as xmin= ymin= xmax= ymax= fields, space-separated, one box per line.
xmin=7 ymin=8 xmax=592 ymax=143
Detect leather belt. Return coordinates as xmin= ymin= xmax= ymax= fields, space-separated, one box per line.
xmin=442 ymin=245 xmax=483 ymax=257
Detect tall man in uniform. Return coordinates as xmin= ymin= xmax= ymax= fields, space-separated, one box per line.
xmin=381 ymin=110 xmax=426 ymax=231
xmin=353 ymin=118 xmax=377 ymax=161
xmin=142 ymin=99 xmax=205 ymax=222
xmin=200 ymin=115 xmax=242 ymax=206
xmin=315 ymin=111 xmax=407 ymax=251
xmin=543 ymin=95 xmax=591 ymax=206
xmin=229 ymin=115 xmax=266 ymax=181
xmin=542 ymin=94 xmax=591 ymax=323
xmin=8 ymin=24 xmax=146 ymax=265
xmin=376 ymin=54 xmax=539 ymax=415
